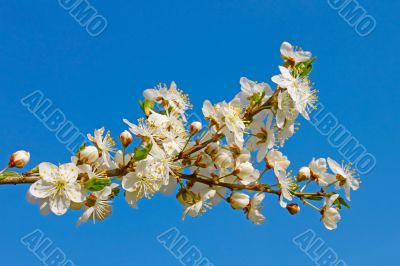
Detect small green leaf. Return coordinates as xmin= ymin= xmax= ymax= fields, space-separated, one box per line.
xmin=0 ymin=171 xmax=21 ymax=181
xmin=296 ymin=57 xmax=316 ymax=77
xmin=84 ymin=178 xmax=111 ymax=192
xmin=305 ymin=195 xmax=323 ymax=201
xmin=337 ymin=197 xmax=351 ymax=209
xmin=133 ymin=144 xmax=152 ymax=161
xmin=111 ymin=186 xmax=120 ymax=198
xmin=263 ymin=184 xmax=271 ymax=189
xmin=143 ymin=99 xmax=154 ymax=116
xmin=249 ymin=92 xmax=265 ymax=105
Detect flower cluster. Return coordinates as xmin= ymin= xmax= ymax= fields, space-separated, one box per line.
xmin=0 ymin=42 xmax=361 ymax=230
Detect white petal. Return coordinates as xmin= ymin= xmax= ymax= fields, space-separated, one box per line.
xmin=276 ymin=110 xmax=285 ymax=128
xmin=65 ymin=184 xmax=86 ymax=203
xmin=49 ymin=195 xmax=70 ymax=216
xmin=59 ymin=163 xmax=79 ymax=182
xmin=77 ymin=207 xmax=95 ymax=227
xmin=278 ymin=66 xmax=293 ymax=79
xmin=160 ymin=176 xmax=177 ymax=195
xmin=280 ymin=41 xmax=293 ymax=58
xmin=39 ymin=162 xmax=58 ymax=182
xmin=29 ymin=180 xmax=54 ymax=199
xmin=122 ymin=173 xmax=137 ymax=192
xmin=143 ymin=88 xmax=159 ymax=101
xmin=327 ymin=158 xmax=342 ymax=175
xmin=125 ymin=191 xmax=140 ymax=208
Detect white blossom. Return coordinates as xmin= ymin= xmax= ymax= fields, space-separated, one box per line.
xmin=247 ymin=192 xmax=265 ymax=224
xmin=235 ymin=161 xmax=259 ymax=185
xmin=327 ymin=158 xmax=360 ymax=201
xmin=229 ymin=192 xmax=250 ymax=209
xmin=235 ymin=77 xmax=273 ymax=106
xmin=309 ymin=158 xmax=335 ymax=186
xmin=77 ymin=184 xmax=117 ymax=226
xmin=87 ymin=128 xmax=116 ymax=168
xmin=280 ymin=41 xmax=312 ymax=64
xmin=122 ymin=158 xmax=164 ymax=208
xmin=272 ymin=67 xmax=316 ymax=120
xmin=247 ymin=110 xmax=275 ymax=162
xmin=144 ymin=82 xmax=190 ymax=122
xmin=29 ymin=163 xmax=86 ymax=215
xmin=322 ymin=194 xmax=341 ymax=230
xmin=266 ymin=149 xmax=290 ymax=172
xmin=276 ymin=168 xmax=293 ymax=208
xmin=78 ymin=146 xmax=99 ymax=164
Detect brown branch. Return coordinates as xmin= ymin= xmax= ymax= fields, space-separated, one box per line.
xmin=177 ymin=172 xmax=328 ymax=198
xmin=0 ymin=169 xmax=125 ymax=186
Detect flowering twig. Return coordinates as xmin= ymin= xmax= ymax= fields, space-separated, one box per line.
xmin=0 ymin=42 xmax=360 ymax=230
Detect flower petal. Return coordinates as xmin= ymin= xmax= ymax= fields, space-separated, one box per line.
xmin=39 ymin=162 xmax=58 ymax=182
xmin=59 ymin=163 xmax=79 ymax=182
xmin=29 ymin=180 xmax=54 ymax=199
xmin=49 ymin=194 xmax=70 ymax=216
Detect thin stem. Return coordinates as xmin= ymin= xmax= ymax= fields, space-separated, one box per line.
xmin=0 ymin=166 xmax=9 ymax=175
xmin=300 ymin=180 xmax=312 ymax=193
xmin=302 ymin=199 xmax=321 ymax=212
xmin=181 ymin=133 xmax=194 ymax=154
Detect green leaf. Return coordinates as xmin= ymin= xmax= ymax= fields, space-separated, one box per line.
xmin=84 ymin=178 xmax=111 ymax=192
xmin=305 ymin=195 xmax=323 ymax=201
xmin=133 ymin=143 xmax=152 ymax=161
xmin=249 ymin=92 xmax=265 ymax=105
xmin=143 ymin=99 xmax=154 ymax=116
xmin=0 ymin=171 xmax=21 ymax=181
xmin=138 ymin=100 xmax=144 ymax=110
xmin=296 ymin=57 xmax=316 ymax=77
xmin=111 ymin=186 xmax=120 ymax=198
xmin=336 ymin=197 xmax=351 ymax=209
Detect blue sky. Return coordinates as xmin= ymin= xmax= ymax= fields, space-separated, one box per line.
xmin=0 ymin=0 xmax=398 ymax=265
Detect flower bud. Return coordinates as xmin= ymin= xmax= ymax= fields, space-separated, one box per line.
xmin=297 ymin=166 xmax=311 ymax=182
xmin=287 ymin=203 xmax=301 ymax=215
xmin=190 ymin=121 xmax=202 ymax=135
xmin=120 ymin=130 xmax=133 ymax=148
xmin=229 ymin=193 xmax=250 ymax=209
xmin=78 ymin=146 xmax=99 ymax=164
xmin=9 ymin=150 xmax=30 ymax=168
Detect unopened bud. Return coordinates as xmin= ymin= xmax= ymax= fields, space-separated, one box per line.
xmin=120 ymin=130 xmax=133 ymax=148
xmin=190 ymin=121 xmax=202 ymax=135
xmin=297 ymin=166 xmax=311 ymax=182
xmin=287 ymin=203 xmax=300 ymax=215
xmin=78 ymin=146 xmax=99 ymax=164
xmin=229 ymin=193 xmax=250 ymax=209
xmin=9 ymin=150 xmax=30 ymax=168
